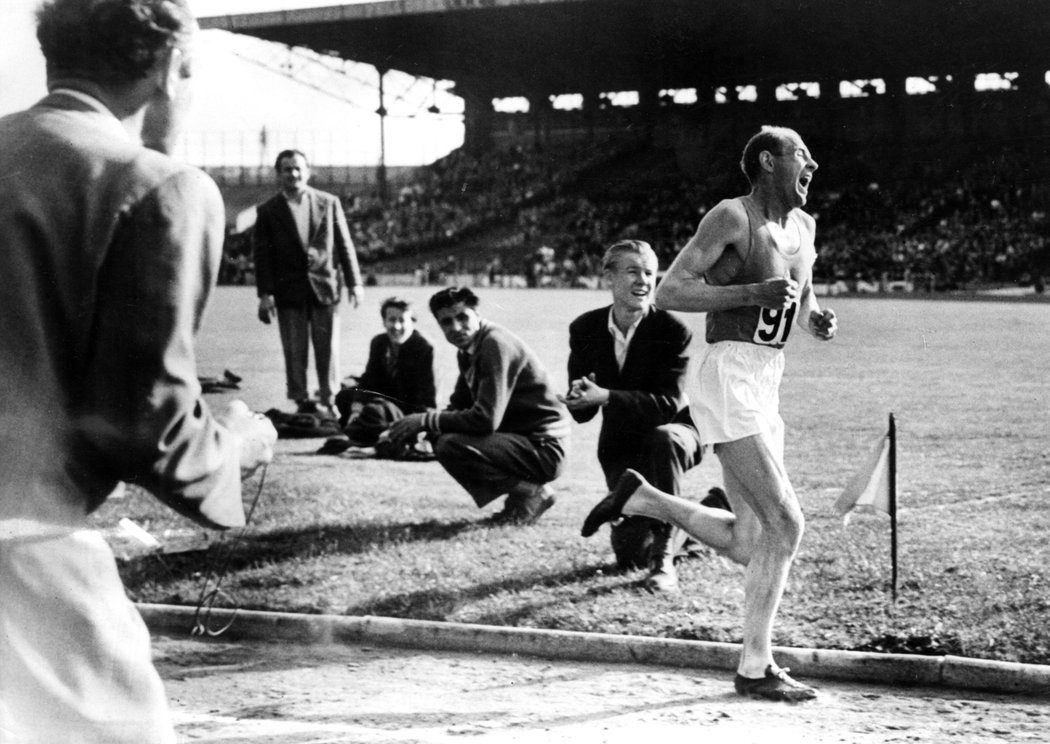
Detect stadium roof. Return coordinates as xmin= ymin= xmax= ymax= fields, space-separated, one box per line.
xmin=200 ymin=0 xmax=1050 ymax=98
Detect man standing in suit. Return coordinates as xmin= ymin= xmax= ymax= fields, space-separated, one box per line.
xmin=253 ymin=149 xmax=363 ymax=415
xmin=0 ymin=1 xmax=276 ymax=741
xmin=564 ymin=240 xmax=726 ymax=592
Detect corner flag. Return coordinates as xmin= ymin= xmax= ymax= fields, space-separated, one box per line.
xmin=835 ymin=413 xmax=899 ymax=601
xmin=835 ymin=421 xmax=893 ymax=520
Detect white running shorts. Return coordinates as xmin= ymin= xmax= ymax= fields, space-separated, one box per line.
xmin=687 ymin=340 xmax=785 ymax=457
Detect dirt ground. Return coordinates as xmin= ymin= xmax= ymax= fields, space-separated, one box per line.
xmin=155 ymin=636 xmax=1050 ymax=744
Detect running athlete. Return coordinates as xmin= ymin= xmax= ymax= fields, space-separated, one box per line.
xmin=581 ymin=126 xmax=836 ymax=701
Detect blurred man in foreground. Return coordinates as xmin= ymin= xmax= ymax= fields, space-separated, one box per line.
xmin=0 ymin=1 xmax=275 ymax=740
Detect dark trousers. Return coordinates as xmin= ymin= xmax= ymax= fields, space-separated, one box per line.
xmin=276 ymin=303 xmax=339 ymax=404
xmin=433 ymin=432 xmax=567 ymax=508
xmin=603 ymin=421 xmax=703 ymax=569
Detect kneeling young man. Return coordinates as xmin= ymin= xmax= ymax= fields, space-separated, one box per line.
xmin=388 ymin=287 xmax=571 ymax=524
xmin=564 ymin=239 xmax=727 ymax=593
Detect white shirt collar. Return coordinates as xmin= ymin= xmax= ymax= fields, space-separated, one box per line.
xmin=607 ymin=306 xmax=647 ymax=371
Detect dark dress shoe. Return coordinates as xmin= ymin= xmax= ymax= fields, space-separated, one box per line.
xmin=581 ymin=469 xmax=645 ymax=537
xmin=734 ymin=666 xmax=816 ymax=702
xmin=492 ymin=484 xmax=556 ymax=526
xmin=610 ymin=516 xmax=657 ymax=569
xmin=642 ymin=566 xmax=681 ymax=594
xmin=296 ymin=399 xmax=319 ymax=414
xmin=316 ymin=436 xmax=352 ymax=455
xmin=511 ymin=489 xmax=556 ymax=525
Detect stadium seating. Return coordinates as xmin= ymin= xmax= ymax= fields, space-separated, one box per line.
xmin=220 ymin=136 xmax=1050 ymax=293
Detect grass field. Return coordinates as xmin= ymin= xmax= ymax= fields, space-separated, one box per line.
xmin=100 ymin=286 xmax=1050 ymax=664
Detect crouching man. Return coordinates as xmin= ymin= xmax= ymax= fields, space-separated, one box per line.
xmin=388 ymin=287 xmax=571 ymax=524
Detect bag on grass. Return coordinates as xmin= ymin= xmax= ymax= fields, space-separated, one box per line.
xmin=344 ymin=396 xmax=404 ymax=447
xmin=264 ymin=409 xmax=343 ymax=439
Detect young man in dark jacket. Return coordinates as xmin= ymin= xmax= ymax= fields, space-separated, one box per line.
xmin=335 ymin=296 xmax=436 ymax=446
xmin=388 ymin=287 xmax=571 ymax=524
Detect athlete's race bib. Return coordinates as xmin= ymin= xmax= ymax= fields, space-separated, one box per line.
xmin=753 ymin=301 xmax=797 ymax=346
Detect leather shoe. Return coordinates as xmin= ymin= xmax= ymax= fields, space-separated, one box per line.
xmin=493 ymin=484 xmax=555 ymax=526
xmin=581 ymin=469 xmax=644 ymax=538
xmin=296 ymin=399 xmax=319 ymax=414
xmin=489 ymin=502 xmax=518 ymax=525
xmin=642 ymin=566 xmax=680 ymax=593
xmin=316 ymin=436 xmax=352 ymax=455
xmin=514 ymin=488 xmax=556 ymax=525
xmin=734 ymin=666 xmax=816 ymax=702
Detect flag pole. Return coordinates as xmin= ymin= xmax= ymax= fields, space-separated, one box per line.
xmin=889 ymin=412 xmax=898 ymax=603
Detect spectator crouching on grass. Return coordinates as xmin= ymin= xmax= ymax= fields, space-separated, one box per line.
xmin=331 ymin=296 xmax=436 ymax=449
xmin=387 ymin=287 xmax=571 ymax=524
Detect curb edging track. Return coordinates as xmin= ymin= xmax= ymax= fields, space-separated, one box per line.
xmin=139 ymin=604 xmax=1050 ymax=697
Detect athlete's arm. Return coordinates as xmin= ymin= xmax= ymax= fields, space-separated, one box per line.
xmin=655 ymin=199 xmax=798 ymax=313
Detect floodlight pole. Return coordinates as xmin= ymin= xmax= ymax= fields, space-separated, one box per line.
xmin=889 ymin=412 xmax=898 ymax=603
xmin=376 ymin=67 xmax=389 ymax=205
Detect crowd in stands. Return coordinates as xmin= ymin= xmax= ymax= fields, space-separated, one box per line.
xmin=220 ymin=138 xmax=1049 ymax=292
xmin=812 ymin=150 xmax=1049 ymax=290
xmin=344 ymin=137 xmax=642 ymax=262
xmin=219 ymin=229 xmax=254 ymax=286
xmin=502 ymin=143 xmax=1049 ymax=291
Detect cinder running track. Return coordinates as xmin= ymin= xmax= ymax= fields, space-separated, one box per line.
xmin=156 ymin=635 xmax=1050 ymax=744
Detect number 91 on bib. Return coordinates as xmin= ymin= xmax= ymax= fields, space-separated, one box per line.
xmin=753 ymin=302 xmax=797 ymax=347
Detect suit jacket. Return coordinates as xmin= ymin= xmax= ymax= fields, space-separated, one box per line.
xmin=567 ymin=305 xmax=692 ymax=475
xmin=0 ymin=92 xmax=244 ymax=533
xmin=357 ymin=330 xmax=437 ymax=413
xmin=252 ymin=186 xmax=361 ymax=307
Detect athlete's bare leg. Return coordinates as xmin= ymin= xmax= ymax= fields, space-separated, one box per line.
xmin=716 ymin=435 xmax=803 ymax=678
xmin=617 ymin=432 xmax=802 ymax=678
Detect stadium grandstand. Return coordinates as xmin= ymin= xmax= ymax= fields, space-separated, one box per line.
xmin=202 ymin=0 xmax=1050 ymax=294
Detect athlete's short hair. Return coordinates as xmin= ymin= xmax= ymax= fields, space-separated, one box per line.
xmin=740 ymin=126 xmax=798 ymax=185
xmin=601 ymin=239 xmax=658 ymax=272
xmin=37 ymin=0 xmax=194 ymax=85
xmin=428 ymin=286 xmax=479 ymax=316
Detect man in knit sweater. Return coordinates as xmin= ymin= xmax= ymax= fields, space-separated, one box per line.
xmin=388 ymin=287 xmax=570 ymax=524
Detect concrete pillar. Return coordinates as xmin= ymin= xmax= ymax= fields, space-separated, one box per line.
xmin=461 ymin=84 xmax=495 ymax=154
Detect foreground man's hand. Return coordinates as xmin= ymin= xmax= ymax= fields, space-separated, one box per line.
xmin=218 ymin=400 xmax=277 ymax=478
